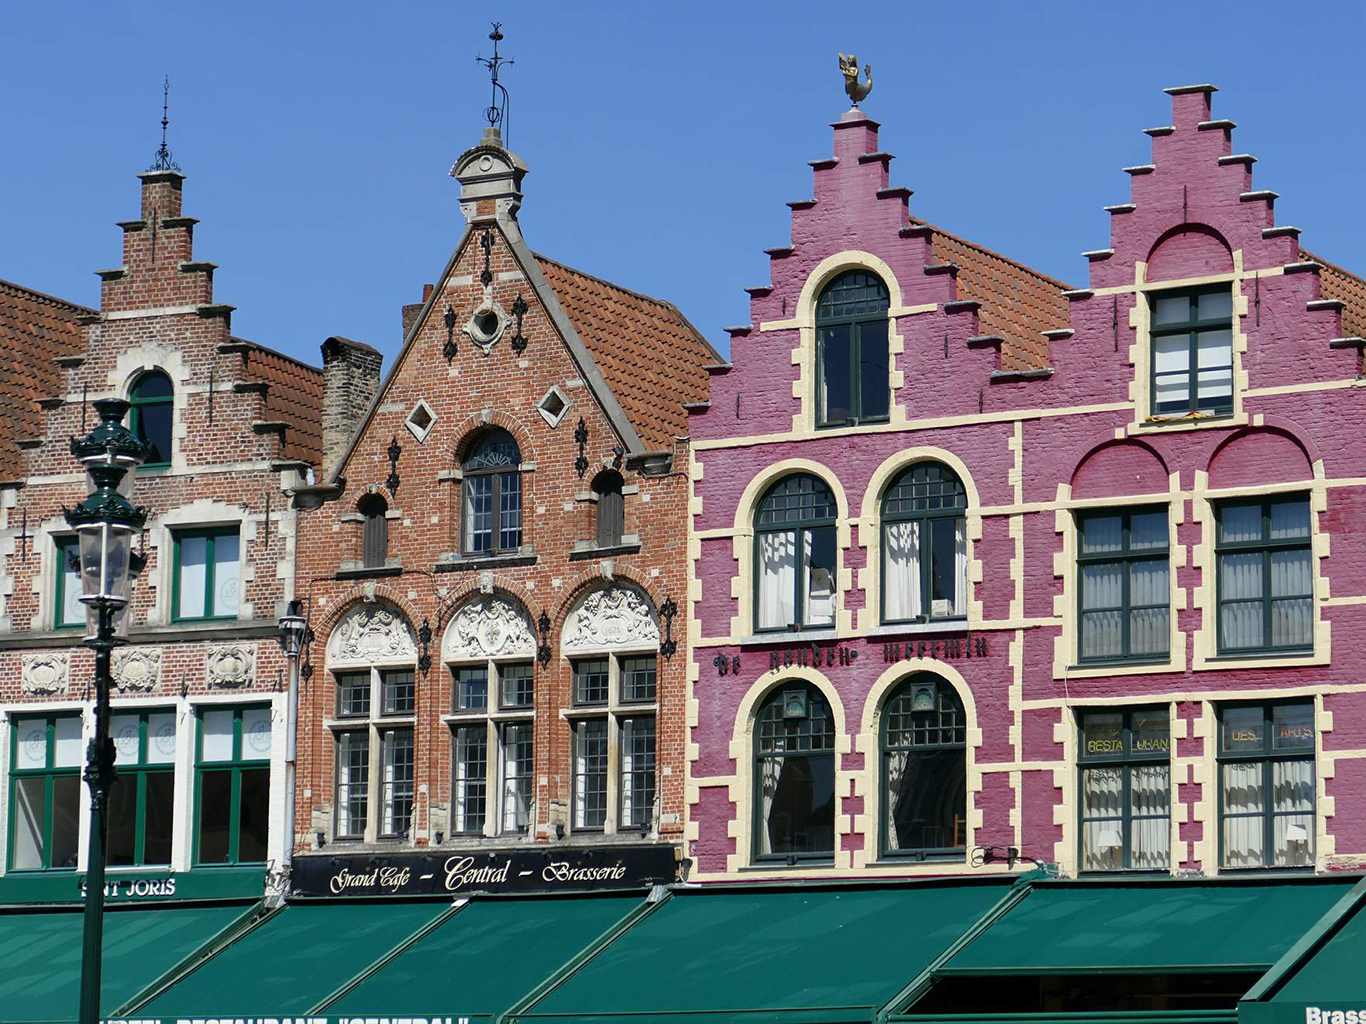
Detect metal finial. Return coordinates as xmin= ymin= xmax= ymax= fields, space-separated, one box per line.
xmin=148 ymin=75 xmax=181 ymax=172
xmin=838 ymin=53 xmax=872 ymax=108
xmin=475 ymin=22 xmax=514 ymax=143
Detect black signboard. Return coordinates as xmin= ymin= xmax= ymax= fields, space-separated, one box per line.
xmin=291 ymin=844 xmax=677 ymax=898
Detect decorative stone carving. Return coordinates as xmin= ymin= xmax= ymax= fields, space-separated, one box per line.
xmin=113 ymin=648 xmax=162 ymax=692
xmin=328 ymin=602 xmax=417 ymax=664
xmin=206 ymin=645 xmax=256 ymax=689
xmin=561 ymin=586 xmax=660 ymax=652
xmin=22 ymin=652 xmax=69 ymax=696
xmin=444 ymin=595 xmax=536 ymax=660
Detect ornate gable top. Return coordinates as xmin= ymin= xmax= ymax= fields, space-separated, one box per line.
xmin=328 ymin=602 xmax=418 ymax=664
xmin=562 ymin=585 xmax=660 ymax=652
xmin=444 ymin=594 xmax=536 ymax=660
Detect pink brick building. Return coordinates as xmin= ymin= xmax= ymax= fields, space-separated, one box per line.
xmin=685 ymin=85 xmax=1366 ymax=882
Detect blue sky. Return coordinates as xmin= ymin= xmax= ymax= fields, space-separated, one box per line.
xmin=3 ymin=1 xmax=1362 ymax=367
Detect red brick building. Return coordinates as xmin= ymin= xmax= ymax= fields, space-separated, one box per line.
xmin=0 ymin=167 xmax=323 ymax=903
xmin=288 ymin=124 xmax=714 ymax=878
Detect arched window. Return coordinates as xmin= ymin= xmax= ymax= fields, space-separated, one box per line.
xmin=358 ymin=493 xmax=388 ymax=568
xmin=754 ymin=474 xmax=837 ymax=632
xmin=593 ymin=470 xmax=625 ymax=548
xmin=881 ymin=676 xmax=966 ymax=857
xmin=882 ymin=462 xmax=967 ymax=623
xmin=754 ymin=684 xmax=835 ymax=861
xmin=462 ymin=429 xmax=522 ymax=555
xmin=816 ymin=270 xmax=890 ymax=427
xmin=129 ymin=370 xmax=174 ymax=466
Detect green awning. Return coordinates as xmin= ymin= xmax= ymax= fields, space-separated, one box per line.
xmin=1271 ymin=898 xmax=1366 ymax=1003
xmin=0 ymin=900 xmax=255 ymax=1024
xmin=325 ymin=893 xmax=643 ymax=1020
xmin=511 ymin=880 xmax=1011 ymax=1023
xmin=135 ymin=899 xmax=448 ymax=1017
xmin=938 ymin=880 xmax=1354 ymax=976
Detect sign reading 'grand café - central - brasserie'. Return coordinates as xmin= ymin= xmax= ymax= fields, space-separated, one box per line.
xmin=291 ymin=845 xmax=677 ymax=898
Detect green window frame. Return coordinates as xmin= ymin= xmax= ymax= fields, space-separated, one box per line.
xmin=54 ymin=535 xmax=84 ymax=630
xmin=880 ymin=463 xmax=968 ymax=625
xmin=753 ymin=474 xmax=838 ymax=633
xmin=128 ymin=369 xmax=174 ymax=467
xmin=1215 ymin=495 xmax=1313 ymax=656
xmin=194 ymin=704 xmax=272 ymax=866
xmin=171 ymin=526 xmax=241 ymax=623
xmin=753 ymin=684 xmax=836 ymax=863
xmin=1217 ymin=701 xmax=1315 ymax=870
xmin=1149 ymin=285 xmax=1234 ymax=418
xmin=880 ymin=677 xmax=967 ymax=859
xmin=108 ymin=709 xmax=177 ymax=867
xmin=1076 ymin=508 xmax=1171 ymax=663
xmin=1077 ymin=707 xmax=1171 ymax=872
xmin=7 ymin=714 xmax=83 ymax=872
xmin=815 ymin=270 xmax=891 ymax=427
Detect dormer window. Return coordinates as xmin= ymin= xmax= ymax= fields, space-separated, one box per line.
xmin=816 ymin=271 xmax=890 ymax=427
xmin=129 ymin=370 xmax=174 ymax=466
xmin=1150 ymin=287 xmax=1233 ymax=419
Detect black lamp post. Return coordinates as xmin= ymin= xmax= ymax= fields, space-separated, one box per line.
xmin=277 ymin=600 xmax=308 ymax=878
xmin=65 ymin=398 xmax=149 ymax=1024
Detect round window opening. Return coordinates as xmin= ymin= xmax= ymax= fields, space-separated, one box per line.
xmin=467 ymin=306 xmax=505 ymax=347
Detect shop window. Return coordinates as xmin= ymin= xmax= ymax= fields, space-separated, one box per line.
xmin=593 ymin=470 xmax=625 ymax=548
xmin=1150 ymin=286 xmax=1233 ymax=418
xmin=882 ymin=463 xmax=967 ymax=624
xmin=881 ymin=678 xmax=966 ymax=858
xmin=754 ymin=684 xmax=835 ymax=862
xmin=1078 ymin=708 xmax=1170 ymax=871
xmin=1215 ymin=495 xmax=1313 ymax=655
xmin=54 ymin=535 xmax=84 ymax=630
xmin=569 ymin=654 xmax=659 ymax=832
xmin=107 ymin=709 xmax=176 ymax=867
xmin=1218 ymin=701 xmax=1315 ymax=869
xmin=754 ymin=474 xmax=838 ymax=633
xmin=358 ymin=493 xmax=389 ymax=569
xmin=173 ymin=526 xmax=240 ymax=622
xmin=447 ymin=657 xmax=537 ymax=837
xmin=8 ymin=714 xmax=82 ymax=871
xmin=1077 ymin=508 xmax=1170 ymax=662
xmin=129 ymin=370 xmax=174 ymax=466
xmin=462 ymin=428 xmax=522 ymax=555
xmin=331 ymin=667 xmax=416 ymax=842
xmin=195 ymin=705 xmax=272 ymax=865
xmin=816 ymin=270 xmax=890 ymax=427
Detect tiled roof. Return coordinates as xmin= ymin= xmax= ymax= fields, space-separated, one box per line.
xmin=0 ymin=277 xmax=89 ymax=482
xmin=235 ymin=338 xmax=325 ymax=467
xmin=911 ymin=218 xmax=1072 ymax=372
xmin=535 ymin=255 xmax=719 ymax=450
xmin=1302 ymin=249 xmax=1366 ymax=342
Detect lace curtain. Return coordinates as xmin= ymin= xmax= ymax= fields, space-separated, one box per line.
xmin=758 ymin=757 xmax=782 ymax=855
xmin=758 ymin=531 xmax=796 ymax=630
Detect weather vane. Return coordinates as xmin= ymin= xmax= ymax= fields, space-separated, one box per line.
xmin=838 ymin=53 xmax=872 ymax=107
xmin=148 ymin=75 xmax=181 ymax=172
xmin=476 ymin=23 xmax=514 ymax=142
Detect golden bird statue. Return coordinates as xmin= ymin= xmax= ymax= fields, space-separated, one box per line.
xmin=839 ymin=52 xmax=872 ymax=106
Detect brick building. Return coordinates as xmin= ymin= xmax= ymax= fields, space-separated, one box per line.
xmin=685 ymin=85 xmax=1366 ymax=883
xmin=287 ymin=122 xmax=714 ymax=882
xmin=0 ymin=166 xmax=323 ymax=903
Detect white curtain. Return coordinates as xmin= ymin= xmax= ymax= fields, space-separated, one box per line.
xmin=885 ymin=750 xmax=909 ymax=849
xmin=758 ymin=531 xmax=796 ymax=630
xmin=1273 ymin=760 xmax=1315 ymax=867
xmin=1221 ymin=762 xmax=1265 ymax=868
xmin=952 ymin=519 xmax=967 ymax=616
xmin=1081 ymin=563 xmax=1123 ymax=659
xmin=1219 ymin=553 xmax=1264 ymax=649
xmin=1270 ymin=550 xmax=1312 ymax=647
xmin=758 ymin=758 xmax=782 ymax=855
xmin=1081 ymin=767 xmax=1123 ymax=871
xmin=804 ymin=532 xmax=836 ymax=627
xmin=1129 ymin=560 xmax=1170 ymax=656
xmin=1130 ymin=765 xmax=1171 ymax=869
xmin=501 ymin=725 xmax=530 ymax=833
xmin=884 ymin=522 xmax=920 ymax=622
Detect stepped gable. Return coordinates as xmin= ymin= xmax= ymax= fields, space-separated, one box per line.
xmin=536 ymin=255 xmax=719 ymax=450
xmin=1305 ymin=250 xmax=1366 ymax=342
xmin=0 ymin=278 xmax=90 ymax=482
xmin=231 ymin=337 xmax=325 ymax=466
xmin=908 ymin=218 xmax=1070 ymax=373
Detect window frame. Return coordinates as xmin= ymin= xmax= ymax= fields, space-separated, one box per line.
xmin=752 ymin=682 xmax=837 ymax=864
xmin=107 ymin=708 xmax=177 ymax=868
xmin=460 ymin=430 xmax=523 ymax=557
xmin=1214 ymin=495 xmax=1314 ymax=657
xmin=171 ymin=525 xmax=241 ymax=624
xmin=193 ymin=704 xmax=272 ymax=866
xmin=328 ymin=663 xmax=418 ymax=844
xmin=1076 ymin=706 xmax=1172 ymax=873
xmin=879 ymin=677 xmax=968 ymax=860
xmin=128 ymin=370 xmax=174 ymax=468
xmin=1216 ymin=700 xmax=1317 ymax=871
xmin=53 ymin=534 xmax=84 ymax=631
xmin=814 ymin=270 xmax=891 ymax=428
xmin=7 ymin=713 xmax=83 ymax=872
xmin=879 ymin=463 xmax=968 ymax=626
xmin=752 ymin=474 xmax=839 ymax=634
xmin=1148 ymin=284 xmax=1234 ymax=420
xmin=1075 ymin=507 xmax=1171 ymax=665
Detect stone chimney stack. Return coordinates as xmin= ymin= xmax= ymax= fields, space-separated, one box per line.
xmin=450 ymin=126 xmax=528 ymax=226
xmin=320 ymin=335 xmax=383 ymax=480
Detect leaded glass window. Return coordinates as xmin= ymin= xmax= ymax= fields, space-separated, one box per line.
xmin=1216 ymin=496 xmax=1313 ymax=654
xmin=881 ymin=679 xmax=966 ymax=857
xmin=754 ymin=685 xmax=836 ymax=860
xmin=755 ymin=475 xmax=838 ymax=632
xmin=816 ymin=270 xmax=890 ymax=426
xmin=882 ymin=463 xmax=967 ymax=623
xmin=462 ymin=428 xmax=522 ymax=555
xmin=1078 ymin=708 xmax=1170 ymax=871
xmin=129 ymin=370 xmax=173 ymax=466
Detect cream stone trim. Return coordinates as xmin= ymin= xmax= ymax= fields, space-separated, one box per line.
xmin=112 ymin=347 xmax=192 ymax=472
xmin=1245 ymin=378 xmax=1366 ymax=398
xmin=727 ymin=459 xmax=853 ymax=640
xmin=853 ymin=447 xmax=984 ymax=632
xmin=1051 ymin=475 xmax=1188 ymax=679
xmin=150 ymin=500 xmax=256 ymax=626
xmin=850 ymin=661 xmax=983 ymax=871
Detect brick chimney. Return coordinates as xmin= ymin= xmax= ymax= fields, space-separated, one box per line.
xmin=450 ymin=126 xmax=528 ymax=225
xmin=401 ymin=284 xmax=434 ymax=342
xmin=320 ymin=335 xmax=382 ymax=480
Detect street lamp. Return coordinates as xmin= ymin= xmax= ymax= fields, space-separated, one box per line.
xmin=277 ymin=600 xmax=308 ymax=882
xmin=65 ymin=397 xmax=149 ymax=1024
